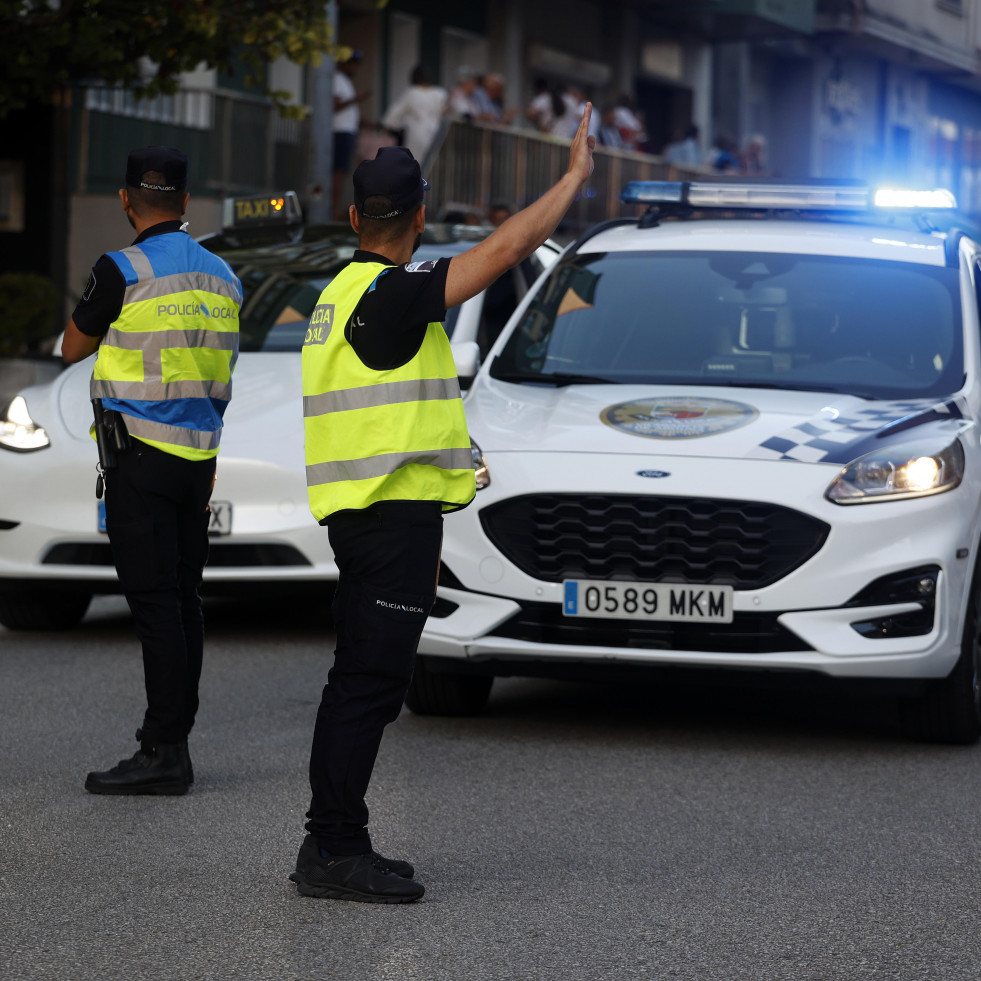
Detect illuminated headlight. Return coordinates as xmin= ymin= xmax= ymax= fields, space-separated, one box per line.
xmin=471 ymin=439 xmax=490 ymax=490
xmin=826 ymin=437 xmax=963 ymax=504
xmin=0 ymin=396 xmax=50 ymax=452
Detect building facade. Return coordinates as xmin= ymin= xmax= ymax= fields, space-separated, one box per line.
xmin=4 ymin=0 xmax=981 ymax=328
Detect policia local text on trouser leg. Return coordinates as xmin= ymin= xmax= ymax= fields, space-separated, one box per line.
xmin=291 ymin=501 xmax=440 ymax=902
xmin=85 ymin=441 xmax=214 ymax=796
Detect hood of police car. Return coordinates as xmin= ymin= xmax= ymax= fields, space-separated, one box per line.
xmin=466 ymin=377 xmax=966 ymax=466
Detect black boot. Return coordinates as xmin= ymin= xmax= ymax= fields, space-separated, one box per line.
xmin=178 ymin=739 xmax=194 ymax=785
xmin=85 ymin=733 xmax=192 ymax=796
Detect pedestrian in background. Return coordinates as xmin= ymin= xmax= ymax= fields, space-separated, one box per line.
xmin=614 ymin=94 xmax=645 ymax=151
xmin=709 ymin=134 xmax=741 ymax=173
xmin=664 ymin=124 xmax=701 ymax=167
xmin=333 ymin=50 xmax=371 ymax=220
xmin=488 ymin=201 xmax=512 ymax=226
xmin=381 ymin=65 xmax=447 ymax=164
xmin=447 ymin=66 xmax=479 ymax=120
xmin=62 ymin=146 xmax=242 ymax=796
xmin=291 ymin=107 xmax=596 ymax=905
xmin=598 ymin=105 xmax=625 ymax=148
xmin=526 ymin=76 xmax=554 ymax=132
xmin=472 ymin=72 xmax=517 ymax=124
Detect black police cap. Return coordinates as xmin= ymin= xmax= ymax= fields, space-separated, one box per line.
xmin=353 ymin=146 xmax=429 ymax=219
xmin=125 ymin=146 xmax=188 ymax=191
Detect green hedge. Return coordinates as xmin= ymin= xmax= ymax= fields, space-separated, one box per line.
xmin=0 ymin=273 xmax=59 ymax=357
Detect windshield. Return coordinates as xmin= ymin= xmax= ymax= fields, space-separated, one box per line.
xmin=234 ymin=244 xmax=467 ymax=353
xmin=491 ymin=250 xmax=963 ymax=400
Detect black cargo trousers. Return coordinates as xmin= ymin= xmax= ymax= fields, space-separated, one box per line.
xmin=104 ymin=440 xmax=215 ymax=745
xmin=306 ymin=500 xmax=443 ymax=855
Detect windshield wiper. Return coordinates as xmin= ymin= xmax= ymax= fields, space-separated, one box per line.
xmin=492 ymin=371 xmax=616 ymax=387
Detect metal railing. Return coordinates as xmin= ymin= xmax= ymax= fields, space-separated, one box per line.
xmin=424 ymin=118 xmax=706 ymax=232
xmin=76 ymin=86 xmax=311 ymax=198
xmin=75 ymin=89 xmax=705 ymax=229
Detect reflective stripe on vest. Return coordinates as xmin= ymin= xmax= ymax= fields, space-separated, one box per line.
xmin=90 ymin=234 xmax=241 ymax=461
xmin=302 ymin=260 xmax=476 ymax=521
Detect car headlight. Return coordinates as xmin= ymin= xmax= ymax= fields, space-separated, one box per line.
xmin=0 ymin=396 xmax=50 ymax=452
xmin=825 ymin=436 xmax=964 ymax=504
xmin=471 ymin=439 xmax=490 ymax=489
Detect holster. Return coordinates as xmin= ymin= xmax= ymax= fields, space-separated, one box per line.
xmin=92 ymin=400 xmax=131 ymax=473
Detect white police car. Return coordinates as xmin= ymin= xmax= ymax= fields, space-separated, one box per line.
xmin=0 ymin=202 xmax=556 ymax=632
xmin=410 ymin=180 xmax=981 ymax=744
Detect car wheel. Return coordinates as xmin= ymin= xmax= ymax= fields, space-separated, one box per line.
xmin=900 ymin=574 xmax=981 ymax=745
xmin=0 ymin=591 xmax=93 ymax=631
xmin=405 ymin=655 xmax=493 ymax=716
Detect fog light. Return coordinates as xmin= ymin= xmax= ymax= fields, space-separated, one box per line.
xmin=847 ymin=566 xmax=939 ymax=639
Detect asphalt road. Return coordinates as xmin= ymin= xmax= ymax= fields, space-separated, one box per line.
xmin=2 ymin=596 xmax=981 ymax=981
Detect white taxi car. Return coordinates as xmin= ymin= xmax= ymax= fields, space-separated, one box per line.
xmin=0 ymin=213 xmax=556 ymax=632
xmin=410 ymin=181 xmax=981 ymax=744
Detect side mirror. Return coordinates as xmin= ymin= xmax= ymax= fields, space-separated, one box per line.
xmin=451 ymin=340 xmax=480 ymax=386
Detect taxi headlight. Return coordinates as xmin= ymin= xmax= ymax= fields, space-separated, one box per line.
xmin=825 ymin=437 xmax=963 ymax=504
xmin=471 ymin=439 xmax=490 ymax=490
xmin=0 ymin=396 xmax=50 ymax=452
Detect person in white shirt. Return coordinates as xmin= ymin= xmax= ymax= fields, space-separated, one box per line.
xmin=382 ymin=65 xmax=448 ymax=164
xmin=333 ymin=51 xmax=371 ymax=220
xmin=447 ymin=66 xmax=480 ymax=120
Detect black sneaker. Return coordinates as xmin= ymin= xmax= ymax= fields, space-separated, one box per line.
xmin=289 ymin=833 xmax=415 ymax=881
xmin=292 ymin=851 xmax=424 ymax=904
xmin=84 ymin=737 xmax=191 ymax=796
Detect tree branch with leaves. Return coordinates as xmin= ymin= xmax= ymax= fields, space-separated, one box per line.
xmin=0 ymin=0 xmax=353 ymax=117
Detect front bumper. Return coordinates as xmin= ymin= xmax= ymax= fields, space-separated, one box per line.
xmin=420 ymin=452 xmax=980 ymax=682
xmin=0 ymin=453 xmax=338 ymax=592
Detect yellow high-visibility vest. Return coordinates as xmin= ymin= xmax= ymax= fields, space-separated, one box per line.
xmin=302 ymin=260 xmax=476 ymax=521
xmin=90 ymin=232 xmax=241 ymax=461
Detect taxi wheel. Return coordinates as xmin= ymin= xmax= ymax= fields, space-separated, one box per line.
xmin=405 ymin=655 xmax=493 ymax=716
xmin=900 ymin=574 xmax=981 ymax=745
xmin=0 ymin=590 xmax=92 ymax=631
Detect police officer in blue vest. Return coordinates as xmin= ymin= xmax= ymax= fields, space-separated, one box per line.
xmin=289 ymin=108 xmax=595 ymax=903
xmin=63 ymin=147 xmax=242 ymax=796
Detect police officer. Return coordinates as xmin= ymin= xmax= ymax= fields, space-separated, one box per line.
xmin=62 ymin=147 xmax=242 ymax=795
xmin=290 ymin=107 xmax=595 ymax=902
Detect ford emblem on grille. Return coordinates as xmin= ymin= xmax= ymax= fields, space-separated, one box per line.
xmin=636 ymin=470 xmax=670 ymax=478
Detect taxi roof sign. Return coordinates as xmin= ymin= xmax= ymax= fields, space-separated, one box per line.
xmin=222 ymin=191 xmax=302 ymax=232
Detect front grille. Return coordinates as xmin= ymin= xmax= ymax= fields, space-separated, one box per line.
xmin=41 ymin=542 xmax=311 ymax=568
xmin=492 ymin=602 xmax=810 ymax=654
xmin=479 ymin=494 xmax=828 ymax=590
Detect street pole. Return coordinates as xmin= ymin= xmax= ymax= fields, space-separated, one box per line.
xmin=306 ymin=0 xmax=337 ymax=225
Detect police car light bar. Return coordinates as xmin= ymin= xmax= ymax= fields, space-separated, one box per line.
xmin=621 ymin=181 xmax=958 ymax=213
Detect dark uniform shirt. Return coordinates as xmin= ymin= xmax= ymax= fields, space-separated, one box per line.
xmin=345 ymin=250 xmax=451 ymax=369
xmin=72 ymin=220 xmax=186 ymax=337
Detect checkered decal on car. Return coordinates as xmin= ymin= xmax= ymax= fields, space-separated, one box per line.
xmin=747 ymin=398 xmax=966 ymax=464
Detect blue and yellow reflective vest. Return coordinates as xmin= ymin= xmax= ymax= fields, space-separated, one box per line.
xmin=90 ymin=231 xmax=242 ymax=461
xmin=302 ymin=260 xmax=476 ymax=521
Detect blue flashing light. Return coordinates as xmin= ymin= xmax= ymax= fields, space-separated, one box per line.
xmin=873 ymin=187 xmax=957 ymax=210
xmin=621 ymin=181 xmax=685 ymax=205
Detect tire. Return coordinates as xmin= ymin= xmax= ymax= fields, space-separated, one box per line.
xmin=0 ymin=590 xmax=93 ymax=631
xmin=405 ymin=655 xmax=493 ymax=716
xmin=899 ymin=574 xmax=981 ymax=745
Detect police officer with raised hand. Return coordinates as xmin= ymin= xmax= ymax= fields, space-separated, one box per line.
xmin=291 ymin=106 xmax=595 ymax=903
xmin=63 ymin=147 xmax=242 ymax=796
